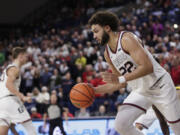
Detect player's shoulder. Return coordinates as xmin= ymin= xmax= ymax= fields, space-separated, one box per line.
xmin=6 ymin=66 xmax=19 ymax=75
xmin=121 ymin=31 xmax=135 ymax=42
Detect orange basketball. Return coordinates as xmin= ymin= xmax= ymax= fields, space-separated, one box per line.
xmin=70 ymin=83 xmax=95 ymax=108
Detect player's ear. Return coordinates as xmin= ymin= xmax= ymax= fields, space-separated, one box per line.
xmin=104 ymin=25 xmax=111 ymax=32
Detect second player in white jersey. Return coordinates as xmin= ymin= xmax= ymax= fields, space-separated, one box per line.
xmin=0 ymin=47 xmax=36 ymax=135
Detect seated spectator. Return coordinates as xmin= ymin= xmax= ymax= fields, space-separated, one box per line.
xmin=40 ymin=66 xmax=52 ymax=87
xmin=75 ymin=51 xmax=87 ymax=67
xmin=115 ymin=88 xmax=129 ymax=105
xmin=59 ymin=60 xmax=69 ymax=76
xmin=32 ymin=87 xmax=43 ymax=103
xmin=93 ymin=104 xmax=108 ymax=116
xmin=24 ymin=92 xmax=36 ymax=113
xmin=41 ymin=86 xmax=50 ymax=104
xmin=31 ymin=107 xmax=42 ymax=119
xmin=82 ymin=64 xmax=93 ymax=82
xmin=75 ymin=108 xmax=90 ymax=118
xmin=94 ymin=56 xmax=108 ymax=71
xmin=50 ymin=69 xmax=61 ymax=90
xmin=63 ymin=108 xmax=74 ymax=118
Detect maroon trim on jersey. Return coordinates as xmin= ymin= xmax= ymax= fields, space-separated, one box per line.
xmin=108 ymin=32 xmax=120 ymax=54
xmin=0 ymin=118 xmax=10 ymax=127
xmin=105 ymin=45 xmax=113 ymax=64
xmin=135 ymin=122 xmax=148 ymax=129
xmin=121 ymin=103 xmax=146 ymax=113
xmin=18 ymin=118 xmax=32 ymax=124
xmin=167 ymin=118 xmax=180 ymax=124
xmin=120 ymin=31 xmax=130 ymax=55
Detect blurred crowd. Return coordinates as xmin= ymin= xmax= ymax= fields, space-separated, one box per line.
xmin=0 ymin=0 xmax=180 ymax=119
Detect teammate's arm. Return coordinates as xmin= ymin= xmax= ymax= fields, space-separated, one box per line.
xmin=6 ymin=67 xmax=27 ymax=101
xmin=94 ymin=50 xmax=125 ymax=94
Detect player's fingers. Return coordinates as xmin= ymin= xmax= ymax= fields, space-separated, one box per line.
xmin=103 ymin=78 xmax=112 ymax=83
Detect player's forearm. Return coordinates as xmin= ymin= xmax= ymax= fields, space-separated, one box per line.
xmin=6 ymin=82 xmax=23 ymax=98
xmin=124 ymin=64 xmax=153 ymax=82
xmin=94 ymin=83 xmax=124 ymax=94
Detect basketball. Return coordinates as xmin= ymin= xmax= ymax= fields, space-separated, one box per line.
xmin=70 ymin=83 xmax=95 ymax=108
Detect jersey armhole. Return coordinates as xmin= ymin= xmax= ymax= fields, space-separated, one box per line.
xmin=120 ymin=32 xmax=144 ymax=55
xmin=120 ymin=31 xmax=130 ymax=55
xmin=6 ymin=66 xmax=18 ymax=78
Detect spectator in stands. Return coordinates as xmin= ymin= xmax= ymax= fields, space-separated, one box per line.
xmin=23 ymin=68 xmax=34 ymax=93
xmin=40 ymin=66 xmax=52 ymax=87
xmin=75 ymin=51 xmax=87 ymax=67
xmin=33 ymin=68 xmax=41 ymax=89
xmin=31 ymin=107 xmax=42 ymax=119
xmin=63 ymin=108 xmax=74 ymax=118
xmin=94 ymin=56 xmax=108 ymax=72
xmin=50 ymin=69 xmax=61 ymax=90
xmin=115 ymin=88 xmax=129 ymax=105
xmin=75 ymin=108 xmax=90 ymax=118
xmin=93 ymin=104 xmax=107 ymax=116
xmin=24 ymin=92 xmax=36 ymax=113
xmin=61 ymin=72 xmax=74 ymax=108
xmin=41 ymin=86 xmax=50 ymax=104
xmin=59 ymin=60 xmax=69 ymax=76
xmin=82 ymin=64 xmax=93 ymax=82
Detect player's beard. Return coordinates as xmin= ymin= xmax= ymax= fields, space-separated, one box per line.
xmin=100 ymin=30 xmax=109 ymax=46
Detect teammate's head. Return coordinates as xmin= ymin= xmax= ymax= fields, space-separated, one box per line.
xmin=12 ymin=47 xmax=28 ymax=65
xmin=88 ymin=11 xmax=119 ymax=45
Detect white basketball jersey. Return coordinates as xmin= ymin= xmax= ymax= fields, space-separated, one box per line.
xmin=0 ymin=63 xmax=21 ymax=98
xmin=106 ymin=31 xmax=166 ymax=92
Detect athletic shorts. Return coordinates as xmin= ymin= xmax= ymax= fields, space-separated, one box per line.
xmin=0 ymin=95 xmax=31 ymax=126
xmin=123 ymin=73 xmax=180 ymax=123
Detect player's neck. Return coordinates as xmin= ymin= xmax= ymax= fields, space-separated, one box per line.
xmin=107 ymin=32 xmax=119 ymax=52
xmin=13 ymin=59 xmax=21 ymax=68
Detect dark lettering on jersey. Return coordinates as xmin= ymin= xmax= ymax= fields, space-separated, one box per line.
xmin=119 ymin=61 xmax=135 ymax=75
xmin=18 ymin=105 xmax=24 ymax=113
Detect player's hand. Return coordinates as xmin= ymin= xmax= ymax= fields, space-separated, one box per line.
xmin=19 ymin=93 xmax=25 ymax=101
xmin=24 ymin=96 xmax=32 ymax=103
xmin=135 ymin=123 xmax=143 ymax=130
xmin=101 ymin=72 xmax=119 ymax=84
xmin=21 ymin=96 xmax=32 ymax=103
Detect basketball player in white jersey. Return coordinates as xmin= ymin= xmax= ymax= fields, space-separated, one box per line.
xmin=88 ymin=11 xmax=180 ymax=135
xmin=0 ymin=47 xmax=36 ymax=135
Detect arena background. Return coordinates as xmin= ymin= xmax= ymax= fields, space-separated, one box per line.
xmin=0 ymin=0 xmax=179 ymax=135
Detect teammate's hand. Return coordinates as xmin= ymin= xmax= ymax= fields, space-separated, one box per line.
xmin=101 ymin=72 xmax=119 ymax=84
xmin=19 ymin=93 xmax=25 ymax=101
xmin=23 ymin=96 xmax=32 ymax=103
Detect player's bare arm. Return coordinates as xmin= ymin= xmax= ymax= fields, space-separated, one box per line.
xmin=102 ymin=32 xmax=153 ymax=84
xmin=6 ymin=67 xmax=30 ymax=102
xmin=122 ymin=32 xmax=153 ymax=81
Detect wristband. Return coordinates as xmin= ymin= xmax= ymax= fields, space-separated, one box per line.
xmin=118 ymin=76 xmax=126 ymax=83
